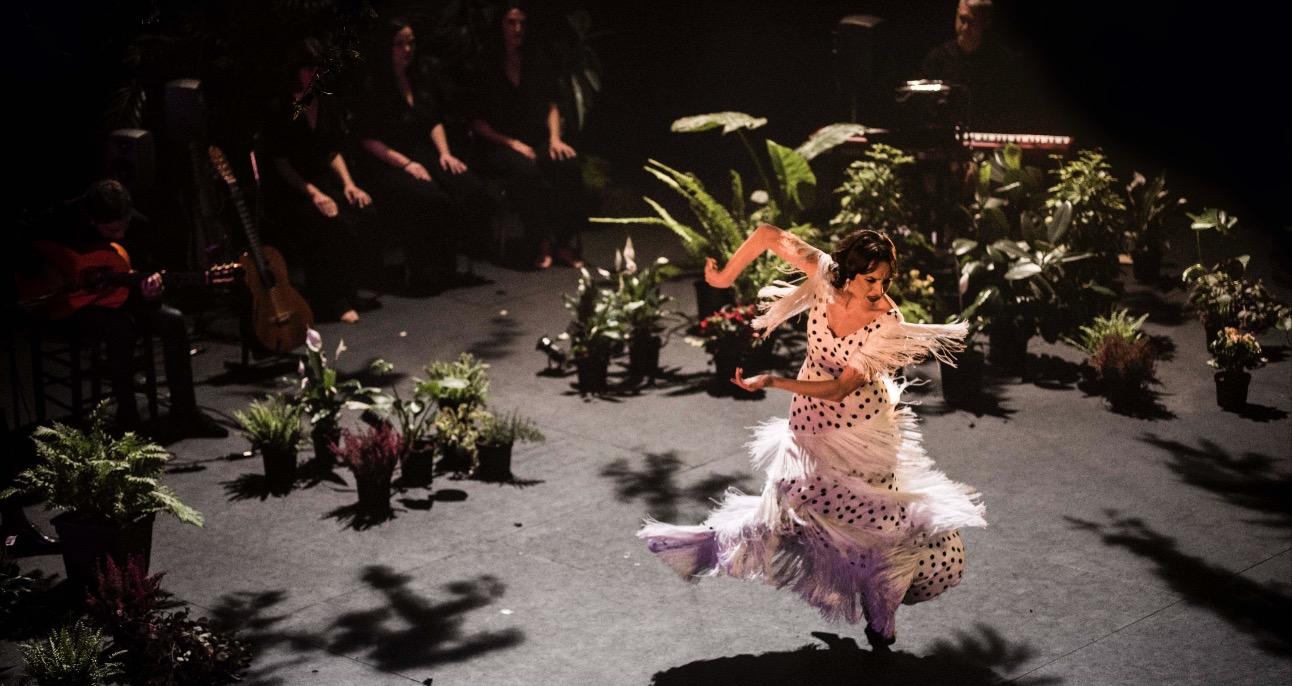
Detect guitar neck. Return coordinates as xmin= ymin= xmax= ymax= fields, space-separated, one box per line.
xmin=225 ymin=179 xmax=270 ymax=274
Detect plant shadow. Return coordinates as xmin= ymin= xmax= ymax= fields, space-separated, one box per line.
xmin=222 ymin=473 xmax=291 ymax=502
xmin=651 ymin=624 xmax=1058 ymax=685
xmin=323 ymin=502 xmax=399 ymax=531
xmin=465 ymin=312 xmax=524 ymax=362
xmin=1066 ymin=510 xmax=1292 ymax=657
xmin=600 ymin=450 xmax=755 ymax=522
xmin=1139 ymin=435 xmax=1291 ymax=530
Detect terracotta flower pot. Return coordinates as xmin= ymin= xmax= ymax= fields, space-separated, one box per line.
xmin=52 ymin=512 xmax=155 ymax=592
xmin=1214 ymin=370 xmax=1250 ymax=410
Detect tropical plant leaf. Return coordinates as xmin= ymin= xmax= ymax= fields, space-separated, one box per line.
xmin=1046 ymin=200 xmax=1073 ymax=243
xmin=795 ymin=123 xmax=869 ymax=161
xmin=1005 ymin=262 xmax=1043 ymax=281
xmin=766 ymin=139 xmax=815 ymax=213
xmin=671 ymin=111 xmax=767 ymax=134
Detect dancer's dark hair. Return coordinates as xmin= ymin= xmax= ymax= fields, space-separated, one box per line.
xmin=830 ymin=229 xmax=897 ymax=289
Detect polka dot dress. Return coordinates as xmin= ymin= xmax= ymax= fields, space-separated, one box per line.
xmin=639 ymin=283 xmax=983 ymax=640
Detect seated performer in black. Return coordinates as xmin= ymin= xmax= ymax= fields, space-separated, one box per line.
xmin=470 ymin=2 xmax=586 ymax=269
xmin=43 ymin=180 xmax=227 ymax=439
xmin=355 ymin=19 xmax=490 ymax=293
xmin=919 ymin=0 xmax=1028 ymax=132
xmin=262 ymin=38 xmax=373 ymax=323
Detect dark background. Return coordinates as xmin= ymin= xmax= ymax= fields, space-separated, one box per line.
xmin=6 ymin=0 xmax=1290 ymax=241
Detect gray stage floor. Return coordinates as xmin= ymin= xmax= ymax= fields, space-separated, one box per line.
xmin=4 ymin=224 xmax=1290 ymax=685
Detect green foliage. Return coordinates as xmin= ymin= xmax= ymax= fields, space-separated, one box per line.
xmin=563 ymin=267 xmax=626 ymax=358
xmin=690 ymin=305 xmax=764 ymax=356
xmin=296 ymin=329 xmax=373 ymax=429
xmin=359 ymin=359 xmax=438 ymax=460
xmin=1 ymin=407 xmax=202 ymax=527
xmin=235 ymin=395 xmax=305 ymax=453
xmin=610 ymin=236 xmax=682 ymax=338
xmin=591 ymin=112 xmax=861 ymax=304
xmin=1066 ymin=308 xmax=1149 ymax=355
xmin=1208 ymin=327 xmax=1267 ymax=372
xmin=433 ymin=404 xmax=492 ymax=455
xmin=1182 ymin=256 xmax=1292 ymax=333
xmin=829 ymin=144 xmax=915 ymax=243
xmin=1124 ymin=172 xmax=1181 ymax=254
xmin=478 ymin=410 xmax=546 ymax=446
xmin=890 ymin=268 xmax=937 ymax=324
xmin=1046 ymin=150 xmax=1127 ymax=279
xmin=18 ymin=619 xmax=122 ymax=686
xmin=421 ymin=353 xmax=490 ymax=409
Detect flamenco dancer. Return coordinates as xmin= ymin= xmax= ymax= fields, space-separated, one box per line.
xmin=638 ymin=225 xmax=986 ymax=650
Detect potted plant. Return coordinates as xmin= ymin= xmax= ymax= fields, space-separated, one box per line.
xmin=563 ymin=267 xmax=624 ymax=393
xmin=1066 ymin=309 xmax=1157 ymax=409
xmin=332 ymin=423 xmax=403 ymax=513
xmin=421 ymin=353 xmax=491 ymax=473
xmin=359 ymin=359 xmax=439 ymax=486
xmin=1123 ymin=172 xmax=1182 ymax=283
xmin=0 ymin=406 xmax=203 ymax=589
xmin=590 ymin=112 xmax=864 ymax=311
xmin=611 ymin=237 xmax=680 ymax=379
xmin=19 ymin=619 xmax=122 ymax=686
xmin=235 ymin=395 xmax=306 ymax=495
xmin=1183 ymin=255 xmax=1291 ymax=348
xmin=297 ymin=328 xmax=372 ymax=468
xmin=937 ymin=288 xmax=994 ymax=404
xmin=474 ymin=410 xmax=546 ymax=482
xmin=689 ymin=304 xmax=764 ymax=394
xmin=1208 ymin=327 xmax=1266 ymax=410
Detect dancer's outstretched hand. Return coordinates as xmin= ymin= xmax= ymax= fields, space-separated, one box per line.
xmin=705 ymin=257 xmax=732 ymax=288
xmin=732 ymin=367 xmax=771 ymax=392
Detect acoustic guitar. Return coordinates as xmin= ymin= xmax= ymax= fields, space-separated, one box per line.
xmin=207 ymin=146 xmax=314 ymax=353
xmin=17 ymin=240 xmax=241 ymax=320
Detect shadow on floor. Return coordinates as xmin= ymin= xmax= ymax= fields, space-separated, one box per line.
xmin=465 ymin=312 xmax=525 ymax=362
xmin=1140 ymin=435 xmax=1291 ymax=529
xmin=651 ymin=623 xmax=1058 ymax=685
xmin=209 ymin=567 xmax=523 ymax=684
xmin=1066 ymin=510 xmax=1292 ymax=657
xmin=599 ymin=451 xmax=755 ymax=522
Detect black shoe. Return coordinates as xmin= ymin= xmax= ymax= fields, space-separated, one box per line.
xmin=169 ymin=410 xmax=230 ymax=439
xmin=864 ymin=626 xmax=895 ymax=652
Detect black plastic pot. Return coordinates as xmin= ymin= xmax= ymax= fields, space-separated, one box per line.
xmin=575 ymin=352 xmax=610 ymax=393
xmin=711 ymin=345 xmax=758 ymax=397
xmin=261 ymin=446 xmax=298 ymax=495
xmin=311 ymin=422 xmax=340 ymax=467
xmin=1131 ymin=248 xmax=1162 ymax=284
xmin=52 ymin=511 xmax=155 ymax=591
xmin=438 ymin=444 xmax=474 ymax=474
xmin=400 ymin=448 xmax=436 ymax=486
xmin=1214 ymin=370 xmax=1250 ymax=410
xmin=628 ymin=334 xmax=662 ymax=379
xmin=475 ymin=441 xmax=514 ymax=482
xmin=939 ymin=348 xmax=984 ymax=404
xmin=355 ymin=472 xmax=393 ymax=513
xmin=694 ymin=279 xmax=736 ymax=321
xmin=988 ymin=321 xmax=1030 ymax=373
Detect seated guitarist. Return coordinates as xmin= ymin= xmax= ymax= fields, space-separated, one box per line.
xmin=36 ymin=179 xmax=227 ymax=439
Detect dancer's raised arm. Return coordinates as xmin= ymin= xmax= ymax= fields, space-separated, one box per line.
xmin=704 ymin=224 xmax=826 ymax=288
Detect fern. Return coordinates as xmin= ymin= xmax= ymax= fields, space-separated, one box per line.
xmin=18 ymin=619 xmax=122 ymax=686
xmin=234 ymin=395 xmax=305 ymax=453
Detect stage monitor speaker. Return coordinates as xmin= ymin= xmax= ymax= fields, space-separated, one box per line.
xmin=105 ymin=128 xmax=155 ymax=194
xmin=833 ymin=15 xmax=891 ymax=126
xmin=164 ymin=78 xmax=206 ymax=142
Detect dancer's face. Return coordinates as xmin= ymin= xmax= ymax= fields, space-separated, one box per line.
xmin=392 ymin=27 xmax=415 ymax=71
xmin=846 ymin=261 xmax=893 ymax=306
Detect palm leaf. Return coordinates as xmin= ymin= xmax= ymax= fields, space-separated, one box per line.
xmin=795 ymin=123 xmax=869 ymax=161
xmin=671 ymin=111 xmax=767 ymax=134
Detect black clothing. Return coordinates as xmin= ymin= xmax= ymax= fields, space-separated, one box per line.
xmin=470 ymin=55 xmax=586 ymax=255
xmin=469 ymin=53 xmax=559 ymax=147
xmin=261 ymin=93 xmax=372 ymax=317
xmin=355 ymin=73 xmax=496 ymax=282
xmin=919 ymin=40 xmax=1028 ymax=132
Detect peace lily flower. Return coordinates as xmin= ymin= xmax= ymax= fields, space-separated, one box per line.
xmin=306 ymin=328 xmax=322 ymax=353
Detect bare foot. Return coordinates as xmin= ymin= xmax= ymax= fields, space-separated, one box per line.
xmin=555 ymin=247 xmax=585 ymax=269
xmin=534 ymin=253 xmax=553 ymax=270
xmin=340 ymin=309 xmax=360 ymax=324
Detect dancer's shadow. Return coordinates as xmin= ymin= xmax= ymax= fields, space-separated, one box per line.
xmin=652 ymin=624 xmax=1058 ymax=685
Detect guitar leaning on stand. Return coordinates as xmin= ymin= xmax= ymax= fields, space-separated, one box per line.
xmin=207 ymin=146 xmax=314 ymax=354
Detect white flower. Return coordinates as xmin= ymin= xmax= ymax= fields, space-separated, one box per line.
xmin=622 ymin=236 xmax=637 ymax=274
xmin=557 ymin=332 xmax=570 ymax=340
xmin=335 ymin=339 xmax=348 ymax=359
xmin=306 ymin=328 xmax=322 ymax=352
xmin=297 ymin=360 xmax=306 ymax=376
xmin=750 ymin=190 xmax=770 ymax=205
